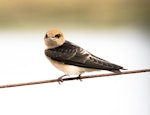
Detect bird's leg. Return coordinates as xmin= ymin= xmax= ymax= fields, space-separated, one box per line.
xmin=57 ymin=75 xmax=66 ymax=84
xmin=76 ymin=74 xmax=82 ymax=82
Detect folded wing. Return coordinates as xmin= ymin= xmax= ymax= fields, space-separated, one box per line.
xmin=45 ymin=41 xmax=124 ymax=73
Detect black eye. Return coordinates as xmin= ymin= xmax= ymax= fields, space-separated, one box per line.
xmin=45 ymin=34 xmax=48 ymax=38
xmin=55 ymin=34 xmax=61 ymax=38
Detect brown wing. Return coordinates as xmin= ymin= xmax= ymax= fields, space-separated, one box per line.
xmin=45 ymin=41 xmax=124 ymax=73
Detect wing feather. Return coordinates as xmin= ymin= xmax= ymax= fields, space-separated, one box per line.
xmin=45 ymin=41 xmax=124 ymax=71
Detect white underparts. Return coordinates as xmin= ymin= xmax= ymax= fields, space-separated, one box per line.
xmin=46 ymin=57 xmax=99 ymax=75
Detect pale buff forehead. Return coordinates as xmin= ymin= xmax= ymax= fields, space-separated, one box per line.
xmin=46 ymin=29 xmax=64 ymax=37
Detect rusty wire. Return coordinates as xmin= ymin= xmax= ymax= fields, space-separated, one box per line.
xmin=0 ymin=69 xmax=150 ymax=88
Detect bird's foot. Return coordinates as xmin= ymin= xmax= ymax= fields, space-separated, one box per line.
xmin=76 ymin=74 xmax=82 ymax=82
xmin=57 ymin=75 xmax=66 ymax=84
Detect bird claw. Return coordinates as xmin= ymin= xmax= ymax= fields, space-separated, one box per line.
xmin=57 ymin=77 xmax=64 ymax=84
xmin=57 ymin=74 xmax=82 ymax=84
xmin=57 ymin=75 xmax=66 ymax=84
xmin=76 ymin=75 xmax=82 ymax=82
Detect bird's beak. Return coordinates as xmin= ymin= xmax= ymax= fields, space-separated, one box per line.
xmin=50 ymin=37 xmax=55 ymax=40
xmin=45 ymin=36 xmax=54 ymax=40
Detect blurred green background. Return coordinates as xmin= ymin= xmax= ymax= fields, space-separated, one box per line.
xmin=0 ymin=0 xmax=149 ymax=30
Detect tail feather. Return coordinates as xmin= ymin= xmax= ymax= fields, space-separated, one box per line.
xmin=111 ymin=70 xmax=122 ymax=74
xmin=111 ymin=68 xmax=127 ymax=74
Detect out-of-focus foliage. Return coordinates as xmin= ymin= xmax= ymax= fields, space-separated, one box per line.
xmin=0 ymin=0 xmax=149 ymax=29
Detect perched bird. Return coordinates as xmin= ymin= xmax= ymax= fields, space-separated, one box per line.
xmin=44 ymin=29 xmax=126 ymax=82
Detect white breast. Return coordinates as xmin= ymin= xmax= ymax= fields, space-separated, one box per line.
xmin=46 ymin=57 xmax=98 ymax=75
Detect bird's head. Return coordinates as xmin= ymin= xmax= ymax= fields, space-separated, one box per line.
xmin=44 ymin=29 xmax=65 ymax=49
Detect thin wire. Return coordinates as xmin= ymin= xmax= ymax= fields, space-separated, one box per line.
xmin=0 ymin=69 xmax=150 ymax=88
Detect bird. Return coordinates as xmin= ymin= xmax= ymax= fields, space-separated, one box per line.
xmin=44 ymin=29 xmax=126 ymax=82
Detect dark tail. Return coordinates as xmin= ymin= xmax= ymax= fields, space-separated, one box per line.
xmin=111 ymin=67 xmax=127 ymax=74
